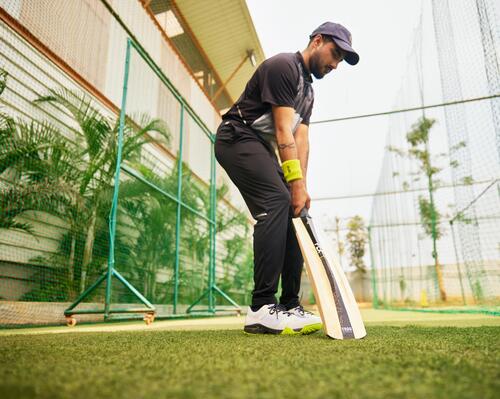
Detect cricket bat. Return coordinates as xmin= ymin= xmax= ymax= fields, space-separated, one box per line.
xmin=293 ymin=209 xmax=367 ymax=339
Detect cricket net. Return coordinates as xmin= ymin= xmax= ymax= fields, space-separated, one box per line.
xmin=369 ymin=0 xmax=499 ymax=313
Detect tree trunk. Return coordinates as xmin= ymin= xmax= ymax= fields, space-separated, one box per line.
xmin=144 ymin=268 xmax=148 ymax=298
xmin=150 ymin=261 xmax=157 ymax=302
xmin=67 ymin=233 xmax=76 ymax=298
xmin=150 ymin=271 xmax=156 ymax=302
xmin=434 ymin=254 xmax=447 ymax=301
xmin=80 ymin=208 xmax=97 ymax=294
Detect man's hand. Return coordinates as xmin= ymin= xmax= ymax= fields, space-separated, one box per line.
xmin=290 ymin=179 xmax=311 ymax=217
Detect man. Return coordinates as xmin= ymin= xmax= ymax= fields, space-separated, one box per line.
xmin=215 ymin=22 xmax=359 ymax=335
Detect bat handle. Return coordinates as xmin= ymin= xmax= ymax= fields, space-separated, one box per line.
xmin=299 ymin=208 xmax=309 ymax=218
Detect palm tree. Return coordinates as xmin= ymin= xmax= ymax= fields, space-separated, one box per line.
xmin=0 ymin=70 xmax=76 ymax=236
xmin=116 ymin=160 xmax=252 ymax=306
xmin=0 ymin=69 xmax=6 ymax=94
xmin=33 ymin=88 xmax=171 ymax=294
xmin=117 ymin=159 xmax=216 ymax=303
xmin=2 ymin=69 xmax=251 ymax=304
xmin=0 ymin=70 xmax=85 ymax=300
xmin=116 ymin=163 xmax=180 ymax=302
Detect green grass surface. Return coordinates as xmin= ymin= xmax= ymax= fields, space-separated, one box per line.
xmin=1 ymin=320 xmax=499 ymax=399
xmin=2 ymin=308 xmax=499 ymax=336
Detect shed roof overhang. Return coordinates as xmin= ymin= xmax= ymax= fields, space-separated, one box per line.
xmin=148 ymin=0 xmax=265 ymax=111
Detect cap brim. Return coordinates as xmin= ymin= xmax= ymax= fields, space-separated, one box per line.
xmin=334 ymin=38 xmax=360 ymax=65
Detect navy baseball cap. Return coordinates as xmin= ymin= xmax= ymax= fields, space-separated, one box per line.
xmin=310 ymin=22 xmax=359 ymax=65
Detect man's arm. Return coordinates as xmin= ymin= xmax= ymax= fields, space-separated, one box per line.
xmin=294 ymin=123 xmax=311 ymax=210
xmin=294 ymin=123 xmax=309 ymax=185
xmin=272 ymin=106 xmax=310 ymax=216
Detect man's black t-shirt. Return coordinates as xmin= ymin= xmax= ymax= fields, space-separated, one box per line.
xmin=222 ymin=51 xmax=314 ymax=142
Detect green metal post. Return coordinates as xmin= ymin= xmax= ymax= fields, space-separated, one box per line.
xmin=368 ymin=226 xmax=379 ymax=308
xmin=65 ymin=274 xmax=107 ymax=313
xmin=113 ymin=40 xmax=240 ymax=317
xmin=173 ymin=105 xmax=185 ymax=314
xmin=64 ymin=38 xmax=156 ymax=322
xmin=209 ymin=140 xmax=216 ymax=312
xmin=184 ymin=136 xmax=241 ymax=315
xmin=105 ymin=38 xmax=132 ymax=318
xmin=113 ymin=270 xmax=155 ymax=309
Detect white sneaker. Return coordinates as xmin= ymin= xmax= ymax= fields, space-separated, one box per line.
xmin=244 ymin=304 xmax=321 ymax=335
xmin=287 ymin=305 xmax=323 ymax=334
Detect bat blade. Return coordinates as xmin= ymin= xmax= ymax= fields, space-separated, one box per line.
xmin=293 ymin=210 xmax=366 ymax=339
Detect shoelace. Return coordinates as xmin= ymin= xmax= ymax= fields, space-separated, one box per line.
xmin=296 ymin=305 xmax=314 ymax=316
xmin=268 ymin=304 xmax=292 ymax=319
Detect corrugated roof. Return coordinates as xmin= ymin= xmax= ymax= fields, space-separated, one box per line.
xmin=149 ymin=0 xmax=265 ymax=107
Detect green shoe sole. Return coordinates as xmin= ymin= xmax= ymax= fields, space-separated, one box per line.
xmin=281 ymin=327 xmax=301 ymax=335
xmin=299 ymin=323 xmax=322 ymax=335
xmin=244 ymin=324 xmax=300 ymax=335
xmin=243 ymin=323 xmax=322 ymax=335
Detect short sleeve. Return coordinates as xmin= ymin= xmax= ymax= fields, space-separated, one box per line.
xmin=259 ymin=57 xmax=298 ymax=108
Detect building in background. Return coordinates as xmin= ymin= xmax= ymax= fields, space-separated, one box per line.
xmin=0 ymin=0 xmax=264 ymax=326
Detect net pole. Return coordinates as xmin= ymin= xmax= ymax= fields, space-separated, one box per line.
xmin=368 ymin=226 xmax=379 ymax=308
xmin=173 ymin=104 xmax=185 ymax=315
xmin=449 ymin=220 xmax=467 ymax=305
xmin=209 ymin=138 xmax=216 ymax=312
xmin=104 ymin=38 xmax=132 ymax=317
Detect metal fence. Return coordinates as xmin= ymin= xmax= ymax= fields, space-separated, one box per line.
xmin=0 ymin=0 xmax=252 ymax=327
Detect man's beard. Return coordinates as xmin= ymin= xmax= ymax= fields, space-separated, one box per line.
xmin=310 ymin=53 xmax=326 ymax=79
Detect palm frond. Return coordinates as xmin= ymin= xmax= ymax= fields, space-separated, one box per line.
xmin=131 ymin=114 xmax=171 ymax=144
xmin=0 ymin=68 xmax=7 ymax=95
xmin=0 ymin=112 xmax=15 ymax=137
xmin=0 ymin=180 xmax=74 ymax=237
xmin=35 ymin=88 xmax=112 ymax=159
xmin=0 ymin=218 xmax=34 ymax=234
xmin=1 ymin=181 xmax=74 ymax=220
xmin=112 ymin=115 xmax=171 ymax=163
xmin=0 ymin=119 xmax=67 ymax=175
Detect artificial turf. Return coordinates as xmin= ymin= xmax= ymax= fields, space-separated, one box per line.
xmin=0 ymin=325 xmax=498 ymax=399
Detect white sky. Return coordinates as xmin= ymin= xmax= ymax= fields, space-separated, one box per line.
xmin=246 ymin=0 xmax=442 ymax=227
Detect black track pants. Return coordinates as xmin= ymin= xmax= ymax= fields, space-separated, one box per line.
xmin=214 ymin=121 xmax=303 ymax=309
